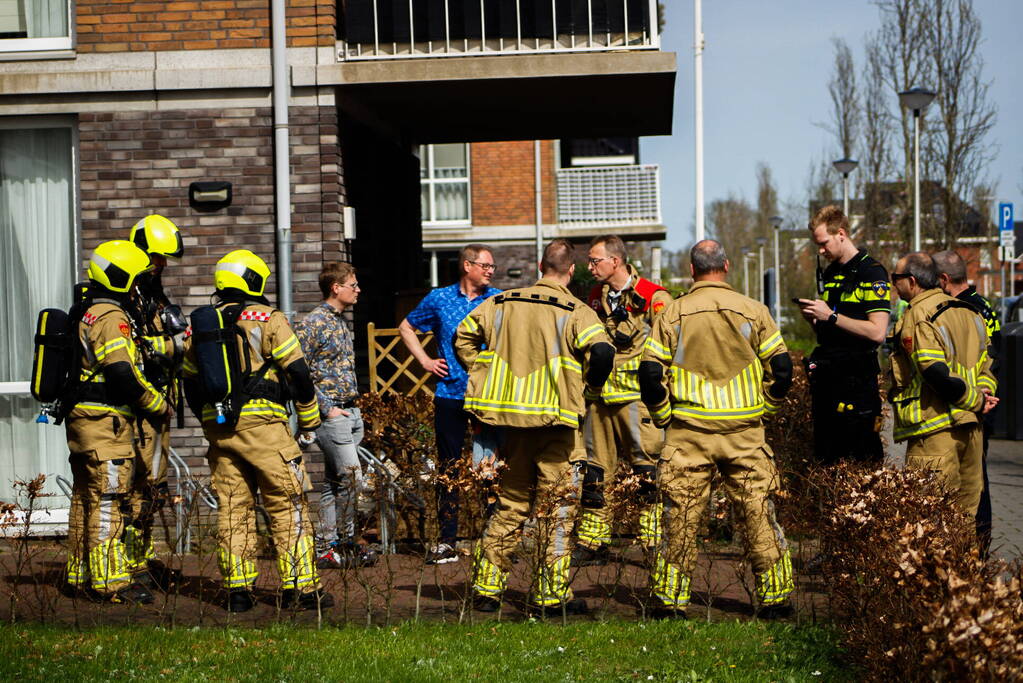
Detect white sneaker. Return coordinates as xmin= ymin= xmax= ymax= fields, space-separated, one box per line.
xmin=425 ymin=543 xmax=459 ymax=565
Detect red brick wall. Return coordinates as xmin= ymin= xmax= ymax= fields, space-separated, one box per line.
xmin=470 ymin=140 xmax=556 ymax=226
xmin=76 ymin=0 xmax=336 ymax=52
xmin=77 ymin=104 xmax=346 ymax=476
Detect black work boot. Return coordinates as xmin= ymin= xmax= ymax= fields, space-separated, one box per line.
xmin=227 ymin=588 xmax=256 ymax=613
xmin=527 ymin=598 xmax=588 ymax=618
xmin=757 ymin=601 xmax=795 ymax=620
xmin=109 ymin=583 xmax=155 ymax=605
xmin=570 ymin=543 xmax=610 ymax=567
xmin=472 ymin=594 xmax=501 ymax=613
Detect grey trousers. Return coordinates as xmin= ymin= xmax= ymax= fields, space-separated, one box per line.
xmin=315 ymin=407 xmax=364 ymax=545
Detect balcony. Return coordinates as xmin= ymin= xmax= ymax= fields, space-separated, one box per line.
xmin=338 ymin=0 xmax=660 ymax=61
xmin=557 ymin=164 xmax=661 ymax=228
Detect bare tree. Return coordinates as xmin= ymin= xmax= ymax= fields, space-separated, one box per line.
xmin=754 ymin=162 xmax=780 ymax=238
xmin=707 ymin=194 xmax=755 ymax=290
xmin=925 ymin=0 xmax=997 ymax=247
xmin=824 ymin=37 xmax=861 ymax=161
xmin=860 ymin=34 xmax=896 ymax=245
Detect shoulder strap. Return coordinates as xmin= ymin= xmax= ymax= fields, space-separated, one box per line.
xmin=494 ymin=291 xmax=576 ymax=312
xmin=928 ymin=299 xmax=976 ymax=324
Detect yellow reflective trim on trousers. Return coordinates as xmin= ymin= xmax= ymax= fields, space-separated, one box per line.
xmin=644 ymin=337 xmax=671 ymax=360
xmin=124 ymin=526 xmax=155 ymax=571
xmin=278 ymin=535 xmax=319 ymax=590
xmin=758 ymin=331 xmax=782 ymax=359
xmin=89 ymin=539 xmax=132 ymax=591
xmin=271 ymin=334 xmax=299 ymax=360
xmin=638 ymin=503 xmax=662 ymax=546
xmin=66 ymin=555 xmax=87 ymax=586
xmin=533 ymin=555 xmax=572 ymax=606
xmin=575 ymin=323 xmax=604 ymax=350
xmin=577 ymin=510 xmax=612 ymax=547
xmin=472 ymin=545 xmax=508 ymax=597
xmin=652 ymin=553 xmax=691 ymax=608
xmin=217 ymin=547 xmax=258 ymax=588
xmin=756 ymin=550 xmax=794 ymax=605
xmin=95 ymin=337 xmax=128 ymax=362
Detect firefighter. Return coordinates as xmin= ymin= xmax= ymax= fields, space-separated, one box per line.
xmin=124 ymin=214 xmax=187 ymax=588
xmin=888 ymin=252 xmax=997 ymax=516
xmin=639 ymin=240 xmax=795 ymax=619
xmin=64 ymin=240 xmax=172 ymax=604
xmin=933 ymin=249 xmax=1001 ymax=554
xmin=797 ymin=205 xmax=890 ymax=466
xmin=573 ymin=235 xmax=672 ymax=567
xmin=455 ymin=239 xmax=615 ymax=616
xmin=181 ymin=250 xmax=330 ymax=613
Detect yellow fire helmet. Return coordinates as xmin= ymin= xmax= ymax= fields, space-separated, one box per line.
xmin=87 ymin=240 xmax=154 ymax=294
xmin=215 ymin=249 xmax=271 ymax=297
xmin=129 ymin=214 xmax=184 ymax=259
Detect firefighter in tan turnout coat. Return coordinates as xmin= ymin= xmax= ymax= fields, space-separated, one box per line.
xmin=574 ymin=235 xmax=673 ymax=566
xmin=639 ymin=240 xmax=795 ymax=619
xmin=455 ymin=239 xmax=615 ymax=615
xmin=888 ymin=252 xmax=998 ymax=516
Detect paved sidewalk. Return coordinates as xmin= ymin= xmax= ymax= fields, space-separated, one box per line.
xmin=988 ymin=439 xmax=1023 ymax=561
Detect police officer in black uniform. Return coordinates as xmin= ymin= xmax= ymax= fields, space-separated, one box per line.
xmin=933 ymin=249 xmax=1000 ymax=554
xmin=797 ymin=206 xmax=891 ymax=466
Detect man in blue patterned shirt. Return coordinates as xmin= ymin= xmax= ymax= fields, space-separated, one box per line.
xmin=297 ymin=262 xmax=375 ymax=569
xmin=399 ymin=244 xmax=501 ymax=564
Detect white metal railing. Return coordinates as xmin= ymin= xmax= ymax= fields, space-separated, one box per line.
xmin=338 ymin=0 xmax=660 ymax=61
xmin=556 ymin=164 xmax=661 ymax=227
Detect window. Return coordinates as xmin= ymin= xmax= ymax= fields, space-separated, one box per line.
xmin=0 ymin=0 xmax=72 ymax=54
xmin=0 ymin=117 xmax=77 ymax=507
xmin=419 ymin=143 xmax=470 ymax=225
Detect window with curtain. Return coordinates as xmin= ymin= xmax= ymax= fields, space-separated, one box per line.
xmin=419 ymin=143 xmax=471 ymax=225
xmin=0 ymin=121 xmax=76 ymax=507
xmin=0 ymin=0 xmax=72 ymax=53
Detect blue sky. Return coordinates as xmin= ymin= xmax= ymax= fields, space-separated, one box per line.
xmin=643 ymin=0 xmax=1023 ymax=250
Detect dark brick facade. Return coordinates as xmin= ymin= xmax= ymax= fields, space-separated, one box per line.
xmin=77 ymin=104 xmax=348 ymax=480
xmin=76 ymin=0 xmax=336 ymax=52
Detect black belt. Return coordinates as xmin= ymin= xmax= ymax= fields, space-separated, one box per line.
xmin=334 ymin=398 xmax=358 ymax=410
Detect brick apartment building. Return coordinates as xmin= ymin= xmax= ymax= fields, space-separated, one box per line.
xmin=419 ymin=136 xmax=665 ymax=291
xmin=0 ymin=0 xmax=676 ymax=516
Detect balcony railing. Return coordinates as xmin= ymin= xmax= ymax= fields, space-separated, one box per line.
xmin=338 ymin=0 xmax=660 ymax=61
xmin=556 ymin=164 xmax=661 ymax=227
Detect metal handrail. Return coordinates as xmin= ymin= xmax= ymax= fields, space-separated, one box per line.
xmin=55 ymin=474 xmax=73 ymax=501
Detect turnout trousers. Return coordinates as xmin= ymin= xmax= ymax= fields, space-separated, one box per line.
xmin=473 ymin=426 xmax=583 ymax=606
xmin=578 ymin=401 xmax=663 ymax=550
xmin=125 ymin=418 xmax=170 ymax=573
xmin=652 ymin=425 xmax=793 ymax=610
xmin=65 ymin=413 xmax=137 ymax=595
xmin=906 ymin=423 xmax=983 ymax=517
xmin=206 ymin=420 xmax=321 ymax=593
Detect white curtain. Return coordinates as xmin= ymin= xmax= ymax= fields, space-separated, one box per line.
xmin=0 ymin=126 xmax=74 ymax=508
xmin=25 ymin=0 xmax=68 ymax=38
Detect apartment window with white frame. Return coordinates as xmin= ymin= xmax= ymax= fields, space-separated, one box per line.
xmin=419 ymin=143 xmax=470 ymax=226
xmin=0 ymin=0 xmax=73 ymax=54
xmin=0 ymin=117 xmax=77 ymax=507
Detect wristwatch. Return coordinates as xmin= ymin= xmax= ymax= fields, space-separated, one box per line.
xmin=826 ymin=311 xmax=838 ymax=326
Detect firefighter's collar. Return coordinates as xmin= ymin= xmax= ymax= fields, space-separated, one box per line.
xmin=689 ymin=280 xmax=734 ymax=292
xmin=907 ymin=287 xmax=944 ymax=307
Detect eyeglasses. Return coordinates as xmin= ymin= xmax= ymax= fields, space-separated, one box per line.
xmin=890 ymin=273 xmax=912 ymax=282
xmin=588 ymin=257 xmax=613 ymax=267
xmin=335 ymin=281 xmax=361 ymax=290
xmin=468 ymin=261 xmax=496 ymax=272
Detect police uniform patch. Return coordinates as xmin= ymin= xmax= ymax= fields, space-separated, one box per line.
xmin=872 ymin=281 xmax=890 ymax=297
xmin=118 ymin=322 xmax=131 ymax=338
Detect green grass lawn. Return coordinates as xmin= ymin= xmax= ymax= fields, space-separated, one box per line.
xmin=0 ymin=620 xmax=850 ymax=682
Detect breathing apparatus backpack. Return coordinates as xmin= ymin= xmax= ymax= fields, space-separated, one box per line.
xmin=189 ymin=303 xmax=286 ymax=428
xmin=30 ymin=283 xmax=97 ymax=424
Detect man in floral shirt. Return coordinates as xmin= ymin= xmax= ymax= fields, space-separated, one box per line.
xmin=297 ymin=262 xmax=375 ymax=569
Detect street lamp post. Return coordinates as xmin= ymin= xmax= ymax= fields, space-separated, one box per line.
xmin=756 ymin=236 xmax=767 ymax=304
xmin=741 ymin=247 xmax=751 ymax=297
xmin=898 ymin=87 xmax=936 ymax=251
xmin=832 ymin=158 xmax=859 ymax=218
xmin=770 ymin=215 xmax=783 ymax=321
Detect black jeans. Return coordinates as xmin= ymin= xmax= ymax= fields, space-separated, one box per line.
xmin=807 ymin=351 xmax=884 ymax=466
xmin=434 ymin=396 xmax=470 ymax=544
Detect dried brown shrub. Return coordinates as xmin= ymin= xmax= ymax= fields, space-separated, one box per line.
xmin=817 ymin=463 xmax=1023 ymax=681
